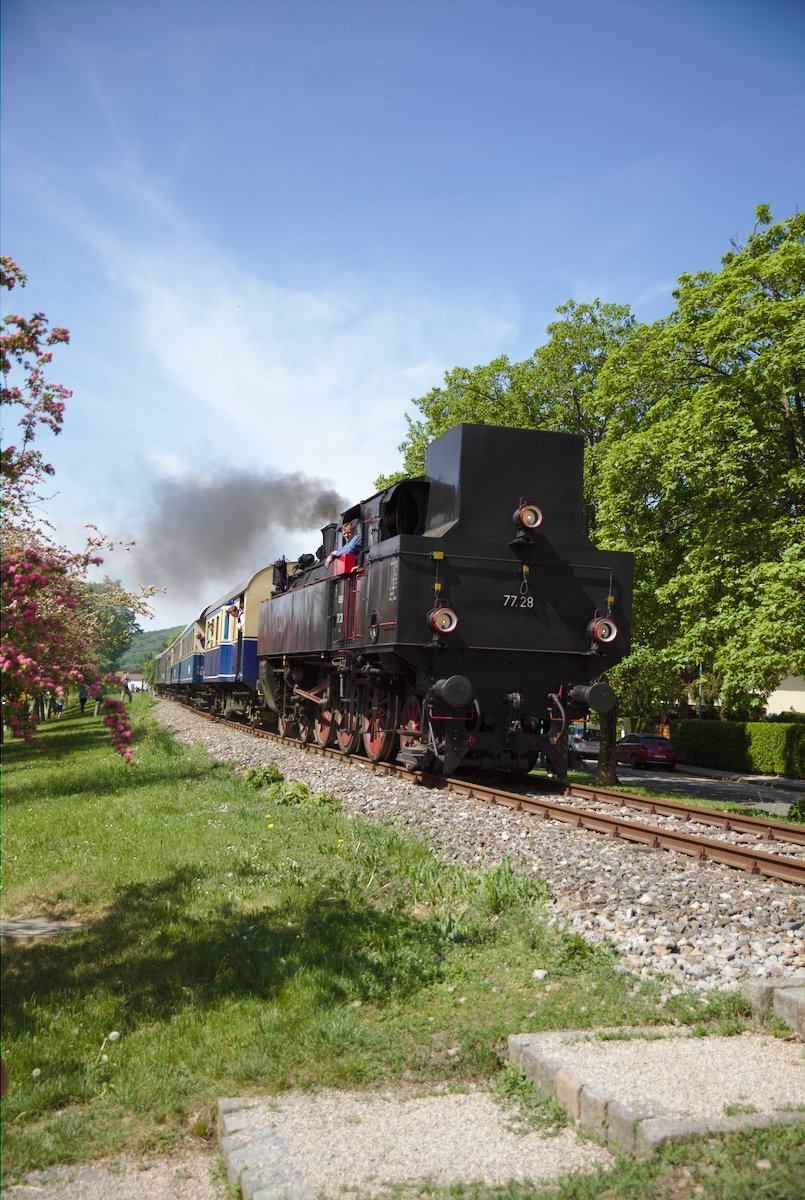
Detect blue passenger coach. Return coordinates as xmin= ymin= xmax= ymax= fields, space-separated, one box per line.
xmin=200 ymin=564 xmax=277 ymax=715
xmin=153 ymin=610 xmax=205 ymax=695
xmin=153 ymin=564 xmax=287 ymax=717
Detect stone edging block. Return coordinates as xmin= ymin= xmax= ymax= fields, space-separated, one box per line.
xmin=216 ymin=1098 xmax=316 ymax=1199
xmin=773 ymin=986 xmax=805 ymax=1039
xmin=508 ymin=1031 xmax=805 ymax=1158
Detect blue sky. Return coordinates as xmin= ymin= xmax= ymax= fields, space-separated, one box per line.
xmin=2 ymin=0 xmax=803 ymax=630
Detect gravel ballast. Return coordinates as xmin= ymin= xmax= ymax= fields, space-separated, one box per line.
xmin=154 ymin=700 xmax=805 ymax=994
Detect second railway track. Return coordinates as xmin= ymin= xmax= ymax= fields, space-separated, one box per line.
xmin=182 ymin=703 xmax=805 ymax=887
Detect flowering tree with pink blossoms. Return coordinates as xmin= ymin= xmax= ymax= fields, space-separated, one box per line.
xmin=1 ymin=256 xmax=151 ymax=759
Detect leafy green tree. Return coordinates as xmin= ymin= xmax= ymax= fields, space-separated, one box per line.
xmin=597 ymin=206 xmax=805 ymax=715
xmin=117 ymin=626 xmax=183 ymax=673
xmin=87 ymin=578 xmax=143 ymax=673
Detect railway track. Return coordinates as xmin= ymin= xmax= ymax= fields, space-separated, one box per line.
xmin=179 ymin=703 xmax=805 ymax=887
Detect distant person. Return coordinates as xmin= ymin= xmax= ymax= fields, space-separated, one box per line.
xmin=79 ymin=684 xmax=89 ymax=714
xmin=53 ymin=693 xmax=64 ymax=719
xmin=325 ymin=519 xmax=362 ymax=568
xmin=121 ymin=676 xmax=132 ymax=704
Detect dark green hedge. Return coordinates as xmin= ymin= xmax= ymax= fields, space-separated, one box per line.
xmin=670 ymin=720 xmax=805 ymax=778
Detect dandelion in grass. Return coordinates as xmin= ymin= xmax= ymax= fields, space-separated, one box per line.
xmin=31 ymin=1068 xmax=41 ymax=1078
xmin=98 ymin=1030 xmax=121 ymax=1059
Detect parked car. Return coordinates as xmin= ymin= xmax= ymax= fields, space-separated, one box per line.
xmin=569 ymin=726 xmax=601 ymax=758
xmin=615 ymin=733 xmax=676 ymax=771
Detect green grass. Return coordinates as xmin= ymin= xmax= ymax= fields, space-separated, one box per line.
xmin=2 ymin=699 xmax=803 ymax=1194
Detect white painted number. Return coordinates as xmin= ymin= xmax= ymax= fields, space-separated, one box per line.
xmin=503 ymin=594 xmax=534 ymax=608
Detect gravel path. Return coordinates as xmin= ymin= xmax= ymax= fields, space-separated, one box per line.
xmin=3 ymin=1152 xmax=225 ymax=1200
xmin=229 ymin=1084 xmax=613 ymax=1196
xmin=520 ymin=1029 xmax=804 ymax=1119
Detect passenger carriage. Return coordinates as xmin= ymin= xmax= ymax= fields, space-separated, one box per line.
xmin=200 ymin=564 xmax=278 ymax=717
xmin=153 ymin=612 xmax=205 ymax=696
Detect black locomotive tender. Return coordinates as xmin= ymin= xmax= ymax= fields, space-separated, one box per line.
xmin=256 ymin=424 xmax=632 ymax=778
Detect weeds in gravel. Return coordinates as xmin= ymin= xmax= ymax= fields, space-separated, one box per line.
xmin=491 ymin=1063 xmax=568 ymax=1135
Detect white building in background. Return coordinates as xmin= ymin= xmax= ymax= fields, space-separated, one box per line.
xmin=765 ymin=675 xmax=805 ymax=715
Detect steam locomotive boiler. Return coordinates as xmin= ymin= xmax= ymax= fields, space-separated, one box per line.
xmin=257 ymin=424 xmax=632 ymax=778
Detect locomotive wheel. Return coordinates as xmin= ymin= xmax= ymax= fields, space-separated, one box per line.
xmin=277 ymin=714 xmax=294 ymax=739
xmin=400 ymin=695 xmax=423 ymax=750
xmin=313 ymin=700 xmax=336 ymax=748
xmin=511 ymin=750 xmax=541 ymax=775
xmin=362 ymin=690 xmax=398 ymax=762
xmin=297 ymin=708 xmax=314 ymax=744
xmin=334 ymin=700 xmax=360 ymax=755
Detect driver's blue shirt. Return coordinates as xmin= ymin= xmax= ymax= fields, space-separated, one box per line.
xmin=332 ymin=525 xmax=362 ymax=559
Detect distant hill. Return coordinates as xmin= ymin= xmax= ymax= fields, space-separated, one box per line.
xmin=116 ymin=626 xmax=184 ymax=671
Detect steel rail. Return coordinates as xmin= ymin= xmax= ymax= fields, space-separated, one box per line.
xmin=562 ymin=783 xmax=805 ymax=846
xmin=435 ymin=777 xmax=805 ymax=886
xmin=176 ymin=704 xmax=805 ymax=886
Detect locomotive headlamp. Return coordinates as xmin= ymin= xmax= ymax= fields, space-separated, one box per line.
xmin=588 ymin=616 xmax=619 ymax=644
xmin=429 ymin=607 xmax=459 ymax=634
xmin=514 ymin=503 xmax=543 ymax=531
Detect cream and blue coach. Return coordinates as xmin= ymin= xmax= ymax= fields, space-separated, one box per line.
xmin=198 ymin=564 xmax=277 ymax=716
xmin=153 ymin=612 xmax=205 ymax=692
xmin=153 ymin=564 xmax=280 ymax=717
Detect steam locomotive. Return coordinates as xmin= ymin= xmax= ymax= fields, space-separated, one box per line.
xmin=154 ymin=424 xmax=633 ymax=778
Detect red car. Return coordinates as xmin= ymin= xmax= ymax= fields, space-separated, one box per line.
xmin=615 ymin=733 xmax=677 ymax=771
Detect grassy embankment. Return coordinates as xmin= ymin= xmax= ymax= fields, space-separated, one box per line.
xmin=2 ymin=698 xmax=803 ymax=1197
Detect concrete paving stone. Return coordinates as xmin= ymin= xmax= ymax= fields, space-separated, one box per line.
xmin=240 ymin=1161 xmax=300 ymax=1200
xmin=704 ymin=1112 xmax=805 ymax=1136
xmin=635 ymin=1117 xmax=713 ymax=1157
xmin=220 ymin=1127 xmax=286 ymax=1155
xmin=252 ymin=1187 xmax=315 ymax=1200
xmin=221 ymin=1111 xmax=277 ymax=1138
xmin=554 ymin=1067 xmax=586 ymax=1120
xmin=223 ymin=1143 xmax=289 ymax=1190
xmin=773 ymin=985 xmax=805 ymax=1038
xmin=578 ymin=1083 xmax=610 ymax=1138
xmin=605 ymin=1100 xmax=645 ymax=1154
xmin=219 ymin=1097 xmax=262 ymax=1115
xmin=741 ymin=979 xmax=778 ymax=1017
xmin=217 ymin=1098 xmax=262 ymax=1135
xmin=508 ymin=1032 xmax=565 ymax=1093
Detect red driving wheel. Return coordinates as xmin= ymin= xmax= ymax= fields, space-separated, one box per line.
xmin=400 ymin=694 xmax=423 ymax=750
xmin=362 ymin=690 xmax=398 ymax=762
xmin=335 ymin=700 xmax=360 ymax=755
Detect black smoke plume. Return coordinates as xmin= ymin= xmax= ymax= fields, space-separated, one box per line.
xmin=131 ymin=468 xmax=347 ymax=599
